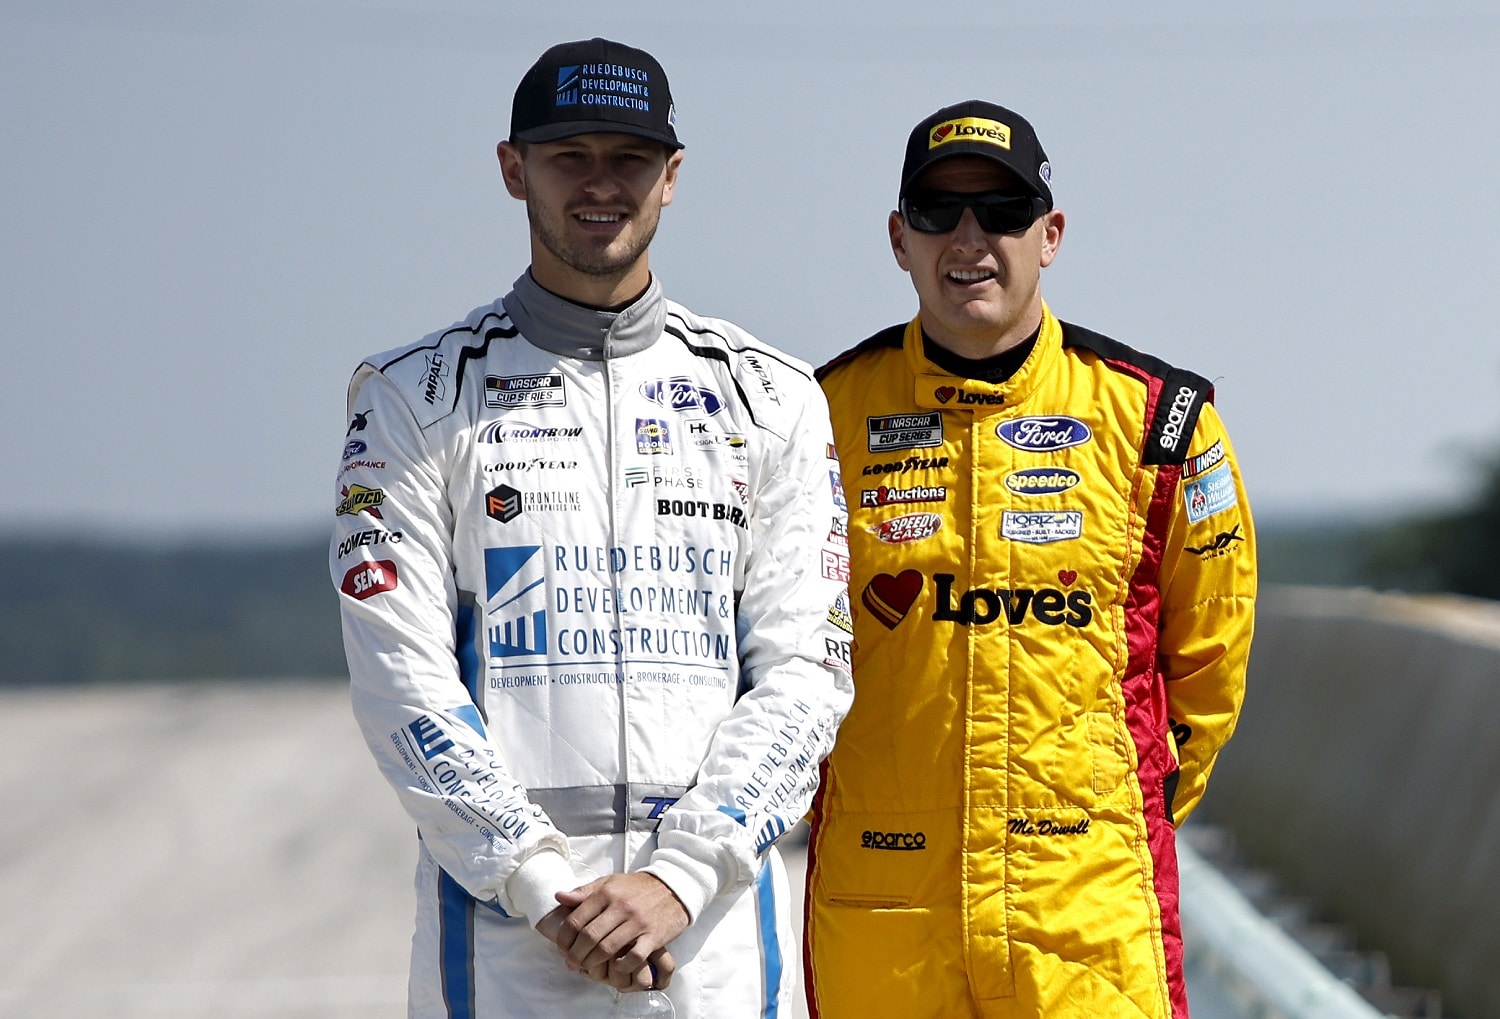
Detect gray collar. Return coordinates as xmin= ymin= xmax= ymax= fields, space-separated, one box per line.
xmin=502 ymin=272 xmax=665 ymax=361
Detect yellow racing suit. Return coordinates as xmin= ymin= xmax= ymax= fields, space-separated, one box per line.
xmin=806 ymin=306 xmax=1256 ymax=1018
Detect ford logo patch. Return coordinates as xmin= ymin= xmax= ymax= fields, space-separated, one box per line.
xmin=641 ymin=377 xmax=725 ymax=416
xmin=996 ymin=416 xmax=1092 ymax=451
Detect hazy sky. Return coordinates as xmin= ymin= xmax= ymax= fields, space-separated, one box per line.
xmin=4 ymin=1 xmax=1498 ymax=538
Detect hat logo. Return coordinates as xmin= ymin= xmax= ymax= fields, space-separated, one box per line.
xmin=555 ymin=66 xmax=581 ymax=106
xmin=928 ymin=117 xmax=1011 ymax=151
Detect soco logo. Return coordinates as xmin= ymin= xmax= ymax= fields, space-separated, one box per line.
xmin=641 ymin=378 xmax=725 ymax=416
xmin=996 ymin=416 xmax=1092 ymax=451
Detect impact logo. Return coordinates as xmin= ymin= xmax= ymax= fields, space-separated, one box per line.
xmin=1001 ymin=510 xmax=1083 ymax=545
xmin=997 ymin=416 xmax=1092 ymax=452
xmin=485 ymin=373 xmax=566 ymax=409
xmin=932 ymin=574 xmax=1092 ymax=627
xmin=636 ymin=418 xmax=673 ymax=454
xmin=873 ymin=512 xmax=942 ymax=544
xmin=336 ymin=484 xmax=385 ymax=518
xmin=421 ymin=352 xmax=449 ymax=405
xmin=862 ymin=569 xmax=924 ymax=629
xmin=929 ymin=116 xmax=1012 ymax=151
xmin=340 ymin=559 xmax=398 ymax=600
xmin=555 ymin=65 xmax=581 ymax=105
xmin=641 ymin=377 xmax=725 ymax=416
xmin=1004 ymin=468 xmax=1081 ymax=497
xmin=485 ymin=545 xmax=547 ymax=658
xmin=867 ymin=412 xmax=943 ymax=452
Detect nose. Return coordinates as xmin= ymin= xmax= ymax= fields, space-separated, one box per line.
xmin=949 ymin=207 xmax=987 ymax=250
xmin=581 ymin=157 xmax=623 ymax=199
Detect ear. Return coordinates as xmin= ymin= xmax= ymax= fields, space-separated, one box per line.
xmin=888 ymin=210 xmax=911 ymax=272
xmin=497 ymin=141 xmax=527 ymax=201
xmin=659 ymin=149 xmax=685 ymax=207
xmin=1038 ymin=208 xmax=1065 ymax=268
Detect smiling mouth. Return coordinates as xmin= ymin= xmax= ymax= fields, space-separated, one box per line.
xmin=575 ymin=211 xmax=625 ymax=224
xmin=946 ymin=268 xmax=995 ymax=284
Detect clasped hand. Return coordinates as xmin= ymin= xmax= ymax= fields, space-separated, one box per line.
xmin=534 ymin=872 xmax=690 ymax=991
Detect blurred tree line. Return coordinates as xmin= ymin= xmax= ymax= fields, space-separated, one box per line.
xmin=2 ymin=456 xmax=1497 ymax=686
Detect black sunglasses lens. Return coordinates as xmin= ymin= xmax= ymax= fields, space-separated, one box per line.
xmin=903 ymin=192 xmax=1039 ymax=234
xmin=973 ymin=196 xmax=1039 ymax=233
xmin=902 ymin=198 xmax=963 ymax=233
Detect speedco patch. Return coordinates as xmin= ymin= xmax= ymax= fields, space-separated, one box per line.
xmin=872 ymin=512 xmax=943 ymax=544
xmin=867 ymin=412 xmax=943 ymax=453
xmin=1001 ymin=510 xmax=1083 ymax=544
xmin=1004 ymin=468 xmax=1081 ymax=496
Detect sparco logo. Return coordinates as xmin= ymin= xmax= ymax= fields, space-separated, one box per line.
xmin=862 ymin=830 xmax=926 ymax=851
xmin=1159 ymin=386 xmax=1198 ymax=452
xmin=996 ymin=416 xmax=1092 ymax=451
xmin=641 ymin=377 xmax=725 ymax=416
xmin=421 ymin=352 xmax=449 ymax=405
xmin=932 ymin=574 xmax=1092 ymax=627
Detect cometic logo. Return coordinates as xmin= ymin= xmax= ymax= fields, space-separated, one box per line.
xmin=337 ymin=528 xmax=403 ymax=558
xmin=929 ymin=117 xmax=1012 ymax=151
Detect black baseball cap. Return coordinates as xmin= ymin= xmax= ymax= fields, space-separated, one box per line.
xmin=899 ymin=100 xmax=1052 ymax=208
xmin=510 ymin=38 xmax=682 ymax=150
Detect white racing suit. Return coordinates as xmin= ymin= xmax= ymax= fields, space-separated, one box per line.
xmin=331 ymin=272 xmax=853 ymax=1018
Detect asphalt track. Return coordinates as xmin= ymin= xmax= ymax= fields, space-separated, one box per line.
xmin=0 ymin=680 xmax=811 ymax=1019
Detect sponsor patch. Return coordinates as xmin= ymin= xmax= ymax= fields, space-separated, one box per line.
xmin=341 ymin=559 xmax=397 ymax=600
xmin=929 ymin=116 xmax=1011 ymax=151
xmin=1184 ymin=439 xmax=1226 ymax=479
xmin=486 ymin=485 xmax=580 ymax=523
xmin=997 ymin=416 xmax=1092 ymax=452
xmin=828 ymin=516 xmax=848 ymax=545
xmin=861 ymin=484 xmax=946 ymax=508
xmin=1185 ymin=522 xmax=1245 ymax=560
xmin=336 ymin=484 xmax=385 ymax=519
xmin=636 ymin=418 xmax=673 ymax=455
xmin=1183 ymin=463 xmax=1236 ymax=523
xmin=873 ymin=512 xmax=943 ymax=544
xmin=337 ymin=528 xmax=403 ymax=558
xmin=420 ymin=352 xmax=449 ymax=405
xmin=867 ymin=412 xmax=943 ymax=453
xmin=346 ymin=410 xmax=371 ymax=435
xmin=485 ymin=373 xmax=566 ymax=408
xmin=641 ymin=377 xmax=725 ymax=416
xmin=830 ymin=470 xmax=847 ymax=512
xmin=1157 ymin=384 xmax=1200 ymax=453
xmin=338 ymin=458 xmax=387 ymax=478
xmin=862 ymin=570 xmax=924 ymax=629
xmin=477 ymin=422 xmax=584 ymax=444
xmin=933 ymin=575 xmax=1093 ymax=627
xmin=862 ymin=455 xmax=949 ymax=477
xmin=1001 ymin=510 xmax=1083 ymax=544
xmin=1007 ymin=817 xmax=1091 ymax=836
xmin=742 ymin=351 xmax=780 ymax=404
xmin=342 ymin=440 xmax=367 ymax=461
xmin=863 ymin=829 xmax=927 ymax=851
xmin=485 ymin=545 xmax=547 ymax=657
xmin=821 ymin=549 xmax=850 ymax=582
xmin=690 ymin=432 xmax=748 ymax=459
xmin=1004 ymin=468 xmax=1081 ymax=496
xmin=656 ymin=498 xmax=747 ymax=529
xmin=932 ymin=384 xmax=1003 ymax=406
xmin=828 ymin=593 xmax=853 ymax=633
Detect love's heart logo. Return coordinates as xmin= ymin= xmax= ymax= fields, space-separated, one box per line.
xmin=1058 ymin=570 xmax=1078 ymax=586
xmin=862 ymin=570 xmax=924 ymax=630
xmin=935 ymin=386 xmax=956 ymax=404
xmin=930 ymin=124 xmax=954 ymax=144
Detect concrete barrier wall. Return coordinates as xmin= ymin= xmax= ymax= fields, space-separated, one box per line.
xmin=1199 ymin=585 xmax=1500 ymax=1019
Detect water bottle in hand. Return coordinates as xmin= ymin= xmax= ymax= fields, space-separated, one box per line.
xmin=611 ymin=988 xmax=674 ymax=1017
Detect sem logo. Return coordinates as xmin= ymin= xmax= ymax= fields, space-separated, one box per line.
xmin=641 ymin=377 xmax=725 ymax=416
xmin=340 ymin=559 xmax=398 ymax=600
xmin=997 ymin=416 xmax=1092 ymax=451
xmin=932 ymin=575 xmax=1093 ymax=627
xmin=1004 ymin=468 xmax=1081 ymax=496
xmin=485 ymin=545 xmax=547 ymax=658
xmin=485 ymin=373 xmax=566 ymax=408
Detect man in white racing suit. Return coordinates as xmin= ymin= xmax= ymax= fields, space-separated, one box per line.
xmin=330 ymin=37 xmax=853 ymax=1018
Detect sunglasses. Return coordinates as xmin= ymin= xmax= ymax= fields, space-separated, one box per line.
xmin=900 ymin=189 xmax=1046 ymax=235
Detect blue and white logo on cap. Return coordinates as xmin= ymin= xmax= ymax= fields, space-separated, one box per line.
xmin=555 ymin=66 xmax=580 ymax=106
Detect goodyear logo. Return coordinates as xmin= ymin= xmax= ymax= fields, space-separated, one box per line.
xmin=929 ymin=117 xmax=1011 ymax=151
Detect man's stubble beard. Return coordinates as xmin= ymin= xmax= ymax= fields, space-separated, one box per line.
xmin=527 ymin=197 xmax=663 ymax=280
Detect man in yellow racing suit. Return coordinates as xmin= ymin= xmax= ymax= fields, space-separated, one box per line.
xmin=805 ymin=100 xmax=1256 ymax=1018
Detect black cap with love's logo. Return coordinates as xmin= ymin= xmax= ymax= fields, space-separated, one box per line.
xmin=899 ymin=100 xmax=1051 ymax=207
xmin=510 ymin=38 xmax=682 ymax=150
